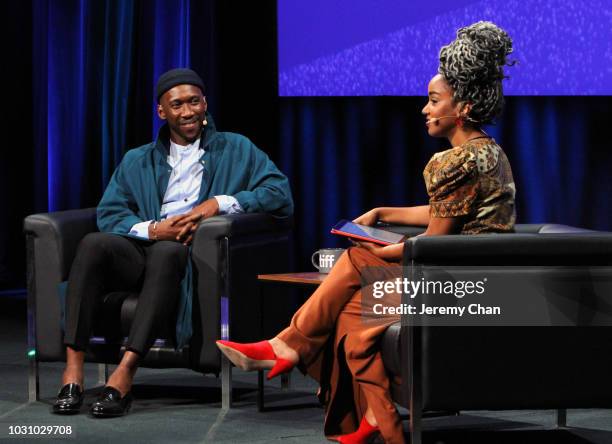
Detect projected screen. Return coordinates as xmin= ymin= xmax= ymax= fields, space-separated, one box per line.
xmin=278 ymin=0 xmax=612 ymax=96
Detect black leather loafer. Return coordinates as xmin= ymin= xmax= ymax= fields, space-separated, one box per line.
xmin=52 ymin=383 xmax=83 ymax=414
xmin=90 ymin=386 xmax=133 ymax=418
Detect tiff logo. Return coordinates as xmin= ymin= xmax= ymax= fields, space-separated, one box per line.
xmin=320 ymin=254 xmax=335 ymax=268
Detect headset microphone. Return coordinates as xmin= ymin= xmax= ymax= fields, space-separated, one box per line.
xmin=426 ymin=115 xmax=457 ymax=124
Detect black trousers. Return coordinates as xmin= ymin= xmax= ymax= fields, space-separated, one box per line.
xmin=63 ymin=232 xmax=189 ymax=356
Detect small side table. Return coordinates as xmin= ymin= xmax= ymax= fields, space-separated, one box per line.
xmin=257 ymin=272 xmax=328 ymax=286
xmin=255 ymin=272 xmax=327 ymax=411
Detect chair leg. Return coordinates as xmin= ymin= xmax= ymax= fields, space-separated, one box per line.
xmin=408 ymin=323 xmax=423 ymax=444
xmin=97 ymin=364 xmax=108 ymax=385
xmin=280 ymin=371 xmax=291 ymax=391
xmin=26 ymin=241 xmax=39 ymax=403
xmin=556 ymin=409 xmax=567 ymax=428
xmin=28 ymin=358 xmax=39 ymax=402
xmin=409 ymin=367 xmax=423 ymax=444
xmin=410 ymin=405 xmax=423 ymax=444
xmin=221 ymin=356 xmax=232 ymax=410
xmin=257 ymin=370 xmax=264 ymax=412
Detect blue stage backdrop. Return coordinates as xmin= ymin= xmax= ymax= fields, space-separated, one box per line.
xmin=1 ymin=0 xmax=611 ymax=289
xmin=278 ymin=0 xmax=612 ymax=96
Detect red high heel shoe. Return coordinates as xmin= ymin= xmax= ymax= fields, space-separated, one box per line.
xmin=332 ymin=416 xmax=380 ymax=444
xmin=215 ymin=340 xmax=295 ymax=380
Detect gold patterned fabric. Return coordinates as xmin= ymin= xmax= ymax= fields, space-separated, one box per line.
xmin=423 ymin=137 xmax=516 ymax=234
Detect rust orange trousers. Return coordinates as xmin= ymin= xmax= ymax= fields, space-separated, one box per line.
xmin=278 ymin=247 xmax=404 ymax=444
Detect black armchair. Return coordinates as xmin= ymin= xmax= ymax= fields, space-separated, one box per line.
xmin=380 ymin=224 xmax=612 ymax=444
xmin=24 ymin=208 xmax=292 ymax=409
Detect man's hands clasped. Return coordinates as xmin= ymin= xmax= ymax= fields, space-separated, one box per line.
xmin=149 ymin=198 xmax=220 ymax=245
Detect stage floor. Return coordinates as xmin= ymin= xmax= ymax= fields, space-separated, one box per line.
xmin=1 ymin=296 xmax=611 ymax=443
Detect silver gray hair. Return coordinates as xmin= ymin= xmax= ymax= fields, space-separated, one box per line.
xmin=438 ymin=21 xmax=514 ymax=125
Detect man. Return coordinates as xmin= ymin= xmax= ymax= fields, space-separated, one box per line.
xmin=53 ymin=68 xmax=293 ymax=417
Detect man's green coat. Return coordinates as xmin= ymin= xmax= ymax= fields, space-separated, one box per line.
xmin=96 ymin=115 xmax=293 ymax=348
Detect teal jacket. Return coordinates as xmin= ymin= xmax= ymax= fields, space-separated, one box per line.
xmin=96 ymin=114 xmax=293 ymax=348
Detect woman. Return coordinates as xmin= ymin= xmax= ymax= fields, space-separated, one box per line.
xmin=217 ymin=21 xmax=516 ymax=443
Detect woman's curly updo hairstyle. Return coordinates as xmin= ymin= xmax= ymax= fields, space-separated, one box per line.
xmin=438 ymin=21 xmax=513 ymax=125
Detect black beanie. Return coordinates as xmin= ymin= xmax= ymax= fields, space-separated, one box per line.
xmin=156 ymin=68 xmax=205 ymax=103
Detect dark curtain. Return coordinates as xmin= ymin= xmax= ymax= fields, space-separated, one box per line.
xmin=1 ymin=0 xmax=611 ymax=289
xmin=278 ymin=96 xmax=612 ymax=265
xmin=2 ymin=3 xmax=34 ymax=287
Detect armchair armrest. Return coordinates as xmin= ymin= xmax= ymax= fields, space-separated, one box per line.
xmin=377 ymin=223 xmax=426 ymax=238
xmin=24 ymin=208 xmax=98 ymax=280
xmin=23 ymin=208 xmax=98 ymax=361
xmin=405 ymin=232 xmax=612 ymax=266
xmin=189 ymin=213 xmax=293 ymax=372
xmin=190 ymin=212 xmax=292 ymax=290
xmin=192 ymin=213 xmax=293 ymax=242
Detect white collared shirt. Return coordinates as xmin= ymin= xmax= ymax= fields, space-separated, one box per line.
xmin=129 ymin=138 xmax=243 ymax=239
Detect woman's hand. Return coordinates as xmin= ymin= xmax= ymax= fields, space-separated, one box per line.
xmin=353 ymin=208 xmax=379 ymax=226
xmin=352 ymin=240 xmax=404 ymax=261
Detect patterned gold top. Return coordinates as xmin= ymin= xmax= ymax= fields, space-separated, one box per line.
xmin=423 ymin=137 xmax=516 ymax=234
